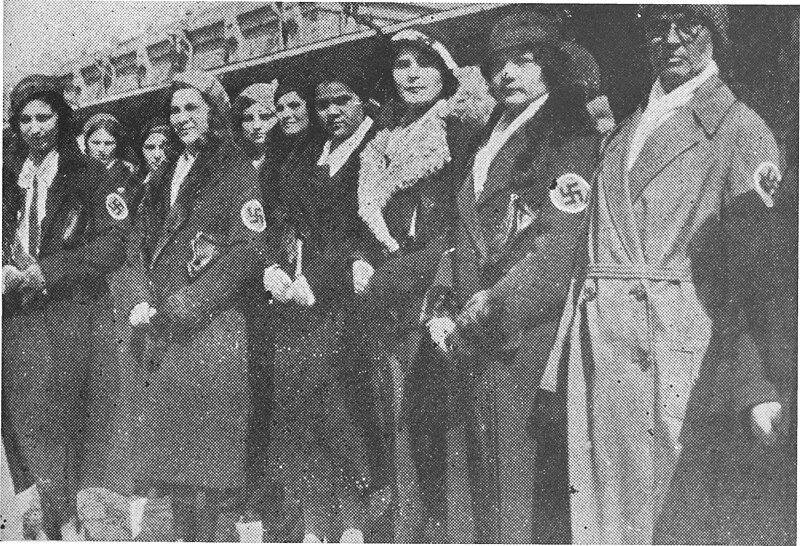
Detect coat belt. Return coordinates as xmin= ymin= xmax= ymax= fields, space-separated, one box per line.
xmin=585 ymin=262 xmax=693 ymax=283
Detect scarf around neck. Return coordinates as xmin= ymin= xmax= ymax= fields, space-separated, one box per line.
xmin=357 ymin=99 xmax=451 ymax=251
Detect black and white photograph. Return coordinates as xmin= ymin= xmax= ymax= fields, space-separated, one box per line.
xmin=1 ymin=1 xmax=797 ymax=543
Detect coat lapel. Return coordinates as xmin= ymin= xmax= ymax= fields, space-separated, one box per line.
xmin=627 ymin=75 xmax=732 ymax=204
xmin=628 ymin=107 xmax=703 ymax=203
xmin=475 ymin=103 xmax=550 ymax=209
xmin=599 ymin=111 xmax=646 ymax=263
xmin=38 ymin=154 xmax=74 ymax=247
xmin=148 ymin=144 xmax=220 ymax=268
xmin=457 ymin=169 xmax=488 ymax=260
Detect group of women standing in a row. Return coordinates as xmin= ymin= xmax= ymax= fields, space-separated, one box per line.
xmin=4 ymin=7 xmax=715 ymax=543
xmin=1 ymin=24 xmax=498 ymax=542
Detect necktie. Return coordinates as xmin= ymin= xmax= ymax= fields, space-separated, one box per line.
xmin=28 ymin=175 xmax=39 ymax=256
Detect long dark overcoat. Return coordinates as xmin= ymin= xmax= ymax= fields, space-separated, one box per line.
xmin=128 ymin=135 xmax=269 ymax=490
xmin=436 ymin=96 xmax=599 ymax=543
xmin=2 ymin=148 xmax=128 ymax=538
xmin=268 ymin=131 xmax=376 ymax=503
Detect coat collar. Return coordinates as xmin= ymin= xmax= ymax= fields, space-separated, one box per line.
xmin=628 ymin=74 xmax=736 ymax=202
xmin=600 ymin=74 xmax=738 ymax=264
xmin=457 ymin=99 xmax=557 ymax=262
xmin=147 ymin=136 xmax=232 ymax=268
xmin=39 ymin=150 xmax=93 ymax=248
xmin=474 ymin=98 xmax=556 ymax=208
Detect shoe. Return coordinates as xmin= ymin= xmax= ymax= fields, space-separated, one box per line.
xmin=340 ymin=528 xmax=364 ymax=543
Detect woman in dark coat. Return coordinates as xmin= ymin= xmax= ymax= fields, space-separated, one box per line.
xmin=2 ymin=74 xmax=129 ymax=539
xmin=127 ymin=70 xmax=271 ymax=542
xmin=263 ymin=72 xmax=382 ymax=543
xmin=342 ymin=29 xmax=491 ymax=542
xmin=428 ymin=12 xmax=601 ymax=543
xmin=83 ymin=113 xmax=137 ymax=181
xmin=231 ymin=82 xmax=284 ymax=527
xmin=263 ymin=77 xmax=318 ymax=203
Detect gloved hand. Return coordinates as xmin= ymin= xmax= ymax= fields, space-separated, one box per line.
xmin=751 ymin=401 xmax=783 ymax=447
xmin=2 ymin=265 xmax=24 ymax=295
xmin=263 ymin=264 xmax=293 ymax=303
xmin=427 ymin=316 xmax=456 ymax=354
xmin=17 ymin=263 xmax=46 ymax=306
xmin=129 ymin=301 xmax=157 ymax=328
xmin=352 ymin=259 xmax=374 ymax=294
xmin=288 ymin=274 xmax=315 ymax=307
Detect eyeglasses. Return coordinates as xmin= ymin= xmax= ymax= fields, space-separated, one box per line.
xmin=643 ymin=14 xmax=706 ymax=43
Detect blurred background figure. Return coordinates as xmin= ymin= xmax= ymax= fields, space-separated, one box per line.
xmin=233 ymin=81 xmax=279 ymax=174
xmin=83 ymin=112 xmax=138 ymax=186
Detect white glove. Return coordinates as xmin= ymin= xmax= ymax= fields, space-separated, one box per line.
xmin=288 ymin=274 xmax=315 ymax=307
xmin=751 ymin=401 xmax=782 ymax=446
xmin=129 ymin=301 xmax=157 ymax=327
xmin=352 ymin=259 xmax=375 ymax=294
xmin=427 ymin=316 xmax=456 ymax=354
xmin=263 ymin=264 xmax=293 ymax=303
xmin=2 ymin=265 xmax=24 ymax=295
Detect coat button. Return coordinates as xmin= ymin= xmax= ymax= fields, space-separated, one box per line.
xmin=583 ymin=284 xmax=597 ymax=301
xmin=629 ymin=282 xmax=647 ymax=301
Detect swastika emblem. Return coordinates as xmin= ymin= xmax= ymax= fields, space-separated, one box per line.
xmin=550 ymin=173 xmax=591 ymax=214
xmin=241 ymin=199 xmax=267 ymax=232
xmin=105 ymin=193 xmax=129 ymax=220
xmin=753 ymin=161 xmax=781 ymax=208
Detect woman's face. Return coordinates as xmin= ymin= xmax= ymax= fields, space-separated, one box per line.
xmin=18 ymin=99 xmax=59 ymax=156
xmin=487 ymin=48 xmax=548 ymax=109
xmin=87 ymin=127 xmax=118 ymax=166
xmin=275 ymin=91 xmax=310 ymax=136
xmin=142 ymin=132 xmax=168 ymax=172
xmin=241 ymin=102 xmax=275 ymax=145
xmin=392 ymin=46 xmax=445 ymax=106
xmin=170 ymin=87 xmax=211 ymax=147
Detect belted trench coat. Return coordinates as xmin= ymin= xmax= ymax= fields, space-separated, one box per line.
xmin=540 ymin=75 xmax=782 ymax=544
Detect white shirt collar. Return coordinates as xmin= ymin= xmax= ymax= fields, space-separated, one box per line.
xmin=626 ymin=61 xmax=719 ymax=172
xmin=472 ymin=94 xmax=549 ymax=199
xmin=495 ymin=93 xmax=550 ymax=139
xmin=18 ymin=149 xmax=59 ymax=190
xmin=649 ymin=59 xmax=718 ymax=107
xmin=317 ymin=116 xmax=373 ymax=177
xmin=170 ymin=151 xmax=197 ymax=206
